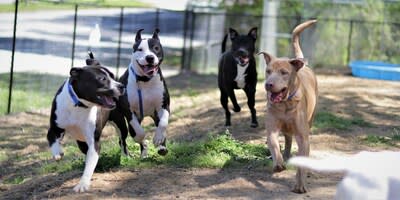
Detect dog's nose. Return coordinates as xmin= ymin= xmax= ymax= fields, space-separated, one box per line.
xmin=145 ymin=55 xmax=155 ymax=64
xmin=238 ymin=49 xmax=248 ymax=57
xmin=265 ymin=83 xmax=273 ymax=90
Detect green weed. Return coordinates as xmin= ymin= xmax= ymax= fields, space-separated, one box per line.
xmin=121 ymin=133 xmax=271 ymax=169
xmin=3 ymin=175 xmax=25 ymax=185
xmin=313 ymin=111 xmax=372 ymax=131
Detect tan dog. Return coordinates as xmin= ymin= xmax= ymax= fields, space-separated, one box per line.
xmin=258 ymin=20 xmax=318 ymax=193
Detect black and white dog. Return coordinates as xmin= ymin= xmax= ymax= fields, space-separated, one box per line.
xmin=47 ymin=52 xmax=124 ymax=192
xmin=218 ymin=27 xmax=258 ymax=128
xmin=109 ymin=28 xmax=170 ymax=158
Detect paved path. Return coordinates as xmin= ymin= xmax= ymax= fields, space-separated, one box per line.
xmin=0 ymin=8 xmax=186 ymax=77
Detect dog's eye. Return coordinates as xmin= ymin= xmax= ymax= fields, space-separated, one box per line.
xmin=137 ymin=48 xmax=143 ymax=52
xmin=98 ymin=76 xmax=106 ymax=81
xmin=280 ymin=70 xmax=289 ymax=75
xmin=153 ymin=46 xmax=160 ymax=52
xmin=266 ymin=69 xmax=272 ymax=75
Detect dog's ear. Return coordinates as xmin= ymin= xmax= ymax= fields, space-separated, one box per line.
xmin=99 ymin=66 xmax=115 ymax=79
xmin=85 ymin=51 xmax=101 ymax=66
xmin=248 ymin=27 xmax=257 ymax=40
xmin=257 ymin=51 xmax=274 ymax=65
xmin=289 ymin=58 xmax=305 ymax=71
xmin=70 ymin=67 xmax=83 ymax=78
xmin=152 ymin=28 xmax=160 ymax=40
xmin=135 ymin=29 xmax=144 ymax=43
xmin=229 ymin=28 xmax=239 ymax=41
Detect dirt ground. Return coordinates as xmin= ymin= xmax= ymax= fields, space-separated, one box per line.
xmin=1 ymin=68 xmax=400 ymax=199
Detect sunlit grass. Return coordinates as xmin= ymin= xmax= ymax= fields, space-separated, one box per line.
xmin=313 ymin=111 xmax=372 ymax=131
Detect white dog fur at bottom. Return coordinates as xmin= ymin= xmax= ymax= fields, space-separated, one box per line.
xmin=288 ymin=151 xmax=400 ymax=200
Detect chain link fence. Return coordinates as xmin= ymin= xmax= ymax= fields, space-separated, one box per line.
xmin=2 ymin=2 xmax=399 ymax=114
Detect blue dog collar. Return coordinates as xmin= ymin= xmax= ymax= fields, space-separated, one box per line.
xmin=67 ymin=81 xmax=88 ymax=108
xmin=287 ymin=90 xmax=297 ymax=101
xmin=130 ymin=64 xmax=144 ymax=120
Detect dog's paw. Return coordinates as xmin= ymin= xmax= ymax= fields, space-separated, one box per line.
xmin=292 ymin=184 xmax=307 ymax=194
xmin=232 ymin=106 xmax=241 ymax=112
xmin=273 ymin=164 xmax=286 ymax=173
xmin=157 ymin=145 xmax=168 ymax=156
xmin=140 ymin=149 xmax=148 ymax=159
xmin=53 ymin=152 xmax=64 ymax=161
xmin=250 ymin=122 xmax=258 ymax=128
xmin=73 ymin=181 xmax=90 ymax=193
xmin=153 ymin=133 xmax=166 ymax=147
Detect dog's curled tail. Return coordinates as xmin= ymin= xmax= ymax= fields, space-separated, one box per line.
xmin=292 ymin=19 xmax=317 ymax=59
xmin=221 ymin=33 xmax=228 ymax=53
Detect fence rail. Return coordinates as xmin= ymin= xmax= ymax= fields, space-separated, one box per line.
xmin=1 ymin=2 xmax=399 ymax=114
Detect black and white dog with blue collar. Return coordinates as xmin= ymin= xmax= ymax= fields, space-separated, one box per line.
xmin=109 ymin=28 xmax=170 ymax=158
xmin=47 ymin=52 xmax=125 ymax=192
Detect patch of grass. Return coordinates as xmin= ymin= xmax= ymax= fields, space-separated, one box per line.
xmin=0 ymin=151 xmax=8 ymax=163
xmin=313 ymin=111 xmax=372 ymax=131
xmin=361 ymin=134 xmax=400 ymax=147
xmin=0 ymin=72 xmax=65 ymax=115
xmin=121 ymin=132 xmax=271 ymax=169
xmin=362 ymin=135 xmax=391 ymax=146
xmin=9 ymin=133 xmax=270 ymax=187
xmin=3 ymin=175 xmax=25 ymax=185
xmin=185 ymin=88 xmax=200 ymax=97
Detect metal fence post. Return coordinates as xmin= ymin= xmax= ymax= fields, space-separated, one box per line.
xmin=155 ymin=8 xmax=160 ymax=29
xmin=346 ymin=20 xmax=354 ymax=65
xmin=7 ymin=0 xmax=19 ymax=114
xmin=188 ymin=10 xmax=196 ymax=71
xmin=116 ymin=6 xmax=124 ymax=78
xmin=71 ymin=4 xmax=78 ymax=67
xmin=203 ymin=13 xmax=211 ymax=72
xmin=180 ymin=9 xmax=189 ymax=72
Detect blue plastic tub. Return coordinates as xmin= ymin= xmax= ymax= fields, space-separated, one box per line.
xmin=349 ymin=60 xmax=400 ymax=81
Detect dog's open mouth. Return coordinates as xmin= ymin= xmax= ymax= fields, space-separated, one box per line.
xmin=268 ymin=88 xmax=287 ymax=104
xmin=96 ymin=94 xmax=116 ymax=109
xmin=136 ymin=60 xmax=159 ymax=76
xmin=237 ymin=56 xmax=249 ymax=66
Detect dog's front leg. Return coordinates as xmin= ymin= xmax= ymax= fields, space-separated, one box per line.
xmin=73 ymin=128 xmax=99 ymax=192
xmin=219 ymin=89 xmax=231 ymax=126
xmin=227 ymin=88 xmax=241 ymax=112
xmin=266 ymin=119 xmax=285 ymax=172
xmin=154 ymin=108 xmax=169 ymax=156
xmin=244 ymin=86 xmax=258 ymax=128
xmin=292 ymin=118 xmax=310 ymax=194
xmin=47 ymin=125 xmax=65 ymax=160
xmin=129 ymin=114 xmax=147 ymax=158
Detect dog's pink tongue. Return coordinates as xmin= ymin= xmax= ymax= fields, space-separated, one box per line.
xmin=143 ymin=65 xmax=157 ymax=75
xmin=270 ymin=92 xmax=284 ymax=103
xmin=103 ymin=96 xmax=114 ymax=106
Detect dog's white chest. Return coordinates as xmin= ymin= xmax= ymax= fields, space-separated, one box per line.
xmin=54 ymin=84 xmax=97 ymax=141
xmin=235 ymin=63 xmax=248 ymax=89
xmin=127 ymin=74 xmax=164 ymax=117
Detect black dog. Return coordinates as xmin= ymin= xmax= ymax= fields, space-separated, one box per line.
xmin=47 ymin=52 xmax=124 ymax=192
xmin=109 ymin=29 xmax=170 ymax=158
xmin=218 ymin=27 xmax=258 ymax=128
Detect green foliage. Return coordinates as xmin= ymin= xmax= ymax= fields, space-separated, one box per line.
xmin=27 ymin=133 xmax=271 ymax=183
xmin=313 ymin=111 xmax=372 ymax=131
xmin=122 ymin=133 xmax=271 ymax=169
xmin=3 ymin=175 xmax=25 ymax=185
xmin=361 ymin=134 xmax=400 ymax=147
xmin=0 ymin=72 xmax=65 ymax=115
